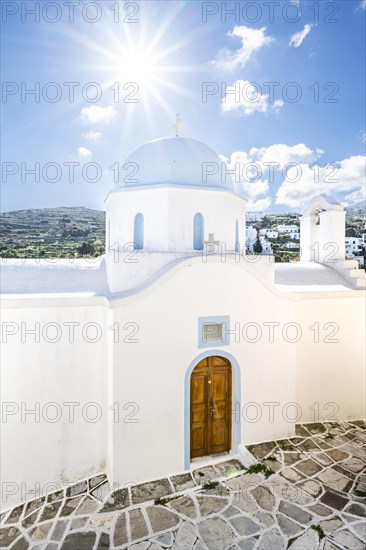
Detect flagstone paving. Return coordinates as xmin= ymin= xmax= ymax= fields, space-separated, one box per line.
xmin=1 ymin=421 xmax=365 ymax=549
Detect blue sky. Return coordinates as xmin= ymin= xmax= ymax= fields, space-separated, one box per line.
xmin=1 ymin=0 xmax=365 ymax=213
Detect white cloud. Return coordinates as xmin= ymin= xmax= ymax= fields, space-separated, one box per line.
xmin=289 ymin=24 xmax=313 ymax=48
xmin=223 ymin=143 xmax=365 ymax=209
xmin=358 ymin=0 xmax=366 ymax=10
xmin=223 ymin=143 xmax=325 ymax=206
xmin=247 ymin=198 xmax=272 ymax=211
xmin=221 ymin=80 xmax=284 ymax=116
xmin=83 ymin=131 xmax=103 ymax=141
xmin=212 ymin=26 xmax=273 ymax=72
xmin=275 ymin=155 xmax=366 ymax=207
xmin=273 ymin=99 xmax=284 ymax=112
xmin=335 ymin=156 xmax=366 ymax=191
xmin=77 ymin=146 xmax=93 ymax=158
xmin=249 ymin=143 xmax=323 ymax=168
xmin=81 ymin=105 xmax=118 ymax=125
xmin=241 ymin=177 xmax=269 ymax=199
xmin=344 ymin=188 xmax=365 ymax=205
xmin=225 ymin=150 xmax=269 ymax=199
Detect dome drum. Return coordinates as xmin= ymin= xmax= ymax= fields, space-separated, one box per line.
xmin=107 ymin=136 xmax=245 ymax=254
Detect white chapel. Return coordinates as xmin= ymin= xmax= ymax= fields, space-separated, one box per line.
xmin=1 ymin=134 xmax=365 ymax=511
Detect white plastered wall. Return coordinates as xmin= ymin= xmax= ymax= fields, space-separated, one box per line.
xmin=0 ymin=301 xmax=108 ymax=511
xmin=1 ymin=260 xmax=364 ymax=511
xmin=296 ymin=293 xmax=365 ymax=422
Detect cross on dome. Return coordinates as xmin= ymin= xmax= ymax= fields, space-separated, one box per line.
xmin=173 ymin=113 xmax=182 ymax=137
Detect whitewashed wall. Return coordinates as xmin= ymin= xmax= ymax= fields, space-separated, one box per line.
xmin=1 ymin=257 xmax=365 ymax=512
xmin=0 ymin=300 xmax=108 ymax=511
xmin=296 ymin=294 xmax=365 ymax=422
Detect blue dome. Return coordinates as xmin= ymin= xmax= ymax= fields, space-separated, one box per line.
xmin=118 ymin=137 xmax=234 ymax=191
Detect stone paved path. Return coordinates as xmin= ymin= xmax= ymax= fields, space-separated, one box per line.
xmin=1 ymin=421 xmax=365 ymax=549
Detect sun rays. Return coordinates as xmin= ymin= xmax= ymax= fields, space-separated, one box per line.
xmin=44 ymin=2 xmax=205 ymax=137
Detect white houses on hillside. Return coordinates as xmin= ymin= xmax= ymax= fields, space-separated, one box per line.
xmin=260 ymin=228 xmax=279 ymax=239
xmin=277 ymin=224 xmax=299 ymax=233
xmin=345 ymin=237 xmax=364 ymax=257
xmin=246 ymin=211 xmax=264 ymax=222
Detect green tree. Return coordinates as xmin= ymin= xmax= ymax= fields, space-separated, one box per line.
xmin=78 ymin=241 xmax=95 ymax=256
xmin=346 ymin=228 xmax=356 ymax=237
xmin=261 ymin=216 xmax=270 ymax=228
xmin=253 ymin=234 xmax=263 ymax=254
xmin=1 ymin=248 xmax=19 ymax=258
xmin=93 ymin=239 xmax=105 ymax=257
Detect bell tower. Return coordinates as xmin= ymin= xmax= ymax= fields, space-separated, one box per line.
xmin=300 ymin=194 xmax=365 ymax=288
xmin=300 ymin=194 xmax=345 ymax=263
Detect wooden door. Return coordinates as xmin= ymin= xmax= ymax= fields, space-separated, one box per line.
xmin=190 ymin=356 xmax=232 ymax=459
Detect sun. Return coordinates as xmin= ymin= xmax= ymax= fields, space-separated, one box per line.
xmin=87 ymin=17 xmax=201 ymax=134
xmin=121 ymin=50 xmax=154 ymax=83
xmin=118 ymin=48 xmax=160 ymax=85
xmin=53 ymin=2 xmax=204 ymax=135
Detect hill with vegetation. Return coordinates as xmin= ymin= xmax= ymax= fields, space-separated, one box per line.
xmin=346 ymin=200 xmax=366 ymax=221
xmin=0 ymin=207 xmax=105 ymax=258
xmin=1 ymin=202 xmax=364 ymax=261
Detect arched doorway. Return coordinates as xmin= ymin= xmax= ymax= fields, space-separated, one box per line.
xmin=190 ymin=356 xmax=232 ymax=459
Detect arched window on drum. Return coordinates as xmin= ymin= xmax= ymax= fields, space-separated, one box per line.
xmin=133 ymin=213 xmax=144 ymax=250
xmin=193 ymin=213 xmax=204 ymax=250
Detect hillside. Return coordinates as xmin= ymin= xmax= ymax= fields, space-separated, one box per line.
xmin=346 ymin=200 xmax=366 ymax=220
xmin=346 ymin=199 xmax=366 ymax=209
xmin=1 ymin=203 xmax=364 ymax=260
xmin=0 ymin=207 xmax=105 ymax=258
